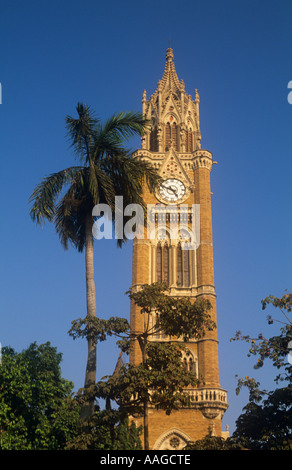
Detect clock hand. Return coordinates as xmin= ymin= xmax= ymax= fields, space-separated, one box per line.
xmin=162 ymin=184 xmax=177 ymax=195
xmin=169 ymin=186 xmax=178 ymax=195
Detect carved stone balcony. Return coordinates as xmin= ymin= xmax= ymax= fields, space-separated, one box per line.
xmin=146 ymin=387 xmax=228 ymax=419
xmin=186 ymin=387 xmax=229 ymax=419
xmin=175 ymin=388 xmax=229 ymax=419
xmin=187 ymin=387 xmax=228 ymax=404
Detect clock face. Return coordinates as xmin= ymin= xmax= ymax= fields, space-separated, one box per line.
xmin=159 ymin=178 xmax=186 ymax=202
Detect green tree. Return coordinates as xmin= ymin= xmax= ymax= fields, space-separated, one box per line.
xmin=184 ymin=434 xmax=244 ymax=450
xmin=233 ymin=388 xmax=292 ymax=450
xmin=69 ymin=282 xmax=216 ymax=450
xmin=29 ymin=104 xmax=160 ymax=420
xmin=66 ymin=410 xmax=142 ymax=450
xmin=94 ymin=342 xmax=200 ymax=450
xmin=0 ymin=342 xmax=79 ymax=449
xmin=231 ymin=292 xmax=292 ymax=449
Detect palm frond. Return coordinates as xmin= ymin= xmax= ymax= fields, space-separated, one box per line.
xmin=98 ymin=153 xmax=161 ymax=247
xmin=90 ymin=164 xmax=116 ymax=207
xmin=92 ymin=112 xmax=150 ymax=162
xmin=102 ymin=153 xmax=161 ymax=198
xmin=65 ymin=102 xmax=99 ymax=163
xmin=54 ymin=167 xmax=91 ymax=251
xmin=30 ymin=105 xmax=158 ymax=252
xmin=54 ymin=165 xmax=116 ymax=251
xmin=55 ymin=194 xmax=87 ymax=252
xmin=29 ymin=166 xmax=84 ymax=225
xmin=102 ymin=111 xmax=149 ymax=141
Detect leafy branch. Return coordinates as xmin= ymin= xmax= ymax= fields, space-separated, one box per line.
xmin=231 ymin=292 xmax=292 ymax=401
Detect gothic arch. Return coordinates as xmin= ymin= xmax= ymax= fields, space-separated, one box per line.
xmin=185 ymin=125 xmax=193 ymax=153
xmin=165 ymin=118 xmax=179 ymax=151
xmin=182 ymin=349 xmax=198 ymax=376
xmin=153 ymin=428 xmax=192 ymax=450
xmin=148 ymin=220 xmax=197 ymax=287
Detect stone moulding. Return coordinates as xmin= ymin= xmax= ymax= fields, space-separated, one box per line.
xmin=133 ymin=148 xmax=214 ymax=172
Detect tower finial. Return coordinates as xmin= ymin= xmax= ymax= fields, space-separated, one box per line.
xmin=166 ymin=46 xmax=174 ymax=62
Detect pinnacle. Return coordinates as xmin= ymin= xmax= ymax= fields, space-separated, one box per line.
xmin=166 ymin=47 xmax=174 ymax=62
xmin=160 ymin=47 xmax=180 ymax=95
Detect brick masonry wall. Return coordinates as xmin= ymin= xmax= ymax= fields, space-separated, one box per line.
xmin=129 ymin=160 xmax=226 ymax=448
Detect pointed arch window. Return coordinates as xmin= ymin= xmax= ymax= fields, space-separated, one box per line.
xmin=165 ymin=123 xmax=171 ymax=151
xmin=156 ymin=244 xmax=162 ymax=283
xmin=182 ymin=350 xmax=197 ymax=376
xmin=150 ymin=126 xmax=158 ymax=152
xmin=188 ymin=356 xmax=195 ymax=374
xmin=156 ymin=243 xmax=170 ymax=285
xmin=163 ymin=245 xmax=169 ymax=284
xmin=183 ymin=248 xmax=190 ymax=287
xmin=172 ymin=122 xmax=178 ymax=150
xmin=177 ymin=243 xmax=190 ymax=287
xmin=165 ymin=121 xmax=178 ymax=151
xmin=185 ymin=128 xmax=193 ymax=152
xmin=177 ymin=244 xmax=183 ymax=286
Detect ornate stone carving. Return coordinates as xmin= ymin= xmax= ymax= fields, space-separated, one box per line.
xmin=142 ymin=48 xmax=201 ymax=153
xmin=153 ymin=428 xmax=192 ymax=450
xmin=201 ymin=407 xmax=221 ymax=420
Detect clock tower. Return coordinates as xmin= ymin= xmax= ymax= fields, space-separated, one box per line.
xmin=130 ymin=48 xmax=228 ymax=449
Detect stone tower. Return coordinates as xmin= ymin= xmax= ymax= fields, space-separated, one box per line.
xmin=130 ymin=48 xmax=228 ymax=450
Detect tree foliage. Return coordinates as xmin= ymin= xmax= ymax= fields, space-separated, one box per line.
xmin=233 ymin=388 xmax=292 ymax=450
xmin=0 ymin=342 xmax=79 ymax=449
xmin=69 ymin=316 xmax=130 ymax=352
xmin=66 ymin=411 xmax=142 ymax=450
xmin=69 ymin=282 xmax=215 ymax=450
xmin=184 ymin=435 xmax=244 ymax=450
xmin=94 ymin=342 xmax=199 ymax=416
xmin=231 ymin=292 xmax=292 ymax=449
xmin=126 ymin=282 xmax=215 ymax=345
xmin=29 ymin=103 xmax=160 ymax=251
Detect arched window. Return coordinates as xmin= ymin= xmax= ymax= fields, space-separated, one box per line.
xmin=165 ymin=121 xmax=178 ymax=151
xmin=188 ymin=356 xmax=195 ymax=374
xmin=156 ymin=243 xmax=170 ymax=285
xmin=177 ymin=244 xmax=183 ymax=286
xmin=172 ymin=122 xmax=178 ymax=150
xmin=183 ymin=249 xmax=190 ymax=287
xmin=150 ymin=126 xmax=158 ymax=151
xmin=177 ymin=244 xmax=190 ymax=287
xmin=163 ymin=245 xmax=169 ymax=284
xmin=156 ymin=244 xmax=162 ymax=283
xmin=185 ymin=127 xmax=193 ymax=152
xmin=165 ymin=123 xmax=171 ymax=151
xmin=182 ymin=350 xmax=197 ymax=376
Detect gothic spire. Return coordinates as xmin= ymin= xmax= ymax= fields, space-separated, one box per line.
xmin=158 ymin=47 xmax=181 ymax=97
xmin=141 ymin=48 xmax=201 ymax=152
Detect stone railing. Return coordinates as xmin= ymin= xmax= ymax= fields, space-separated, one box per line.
xmin=185 ymin=387 xmax=229 ymax=419
xmin=187 ymin=387 xmax=228 ymax=404
xmin=145 ymin=387 xmax=228 ymax=419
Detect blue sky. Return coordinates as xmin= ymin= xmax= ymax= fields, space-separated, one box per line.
xmin=1 ymin=0 xmax=292 ymax=436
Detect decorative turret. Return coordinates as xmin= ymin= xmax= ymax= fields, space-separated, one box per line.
xmin=142 ymin=48 xmax=201 ymax=153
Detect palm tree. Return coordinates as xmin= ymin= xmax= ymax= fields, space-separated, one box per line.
xmin=29 ymin=103 xmax=160 ymax=420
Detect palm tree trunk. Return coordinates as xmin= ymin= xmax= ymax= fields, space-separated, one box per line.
xmin=80 ymin=213 xmax=97 ymax=421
